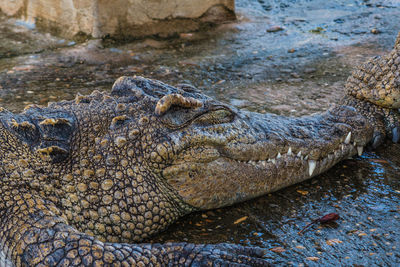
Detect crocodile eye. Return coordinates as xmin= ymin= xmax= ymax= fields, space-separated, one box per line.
xmin=194 ymin=108 xmax=234 ymax=125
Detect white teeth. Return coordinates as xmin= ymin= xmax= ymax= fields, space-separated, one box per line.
xmin=277 ymin=152 xmax=281 ymax=159
xmin=297 ymin=151 xmax=302 ymax=157
xmin=353 ymin=142 xmax=356 ymax=146
xmin=262 ymin=161 xmax=267 ymax=167
xmin=341 ymin=144 xmax=345 ymax=151
xmin=345 ymin=132 xmax=351 ymax=144
xmin=271 ymin=159 xmax=276 ymax=164
xmin=304 ymin=155 xmax=309 ymax=160
xmin=268 ymin=158 xmax=272 ymax=162
xmin=357 ymin=146 xmax=363 ymax=156
xmin=287 ymin=147 xmax=292 ymax=156
xmin=308 ymin=160 xmax=316 ymax=176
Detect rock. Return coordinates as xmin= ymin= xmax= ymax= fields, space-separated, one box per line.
xmin=371 ymin=28 xmax=380 ymax=34
xmin=0 ymin=0 xmax=235 ymax=39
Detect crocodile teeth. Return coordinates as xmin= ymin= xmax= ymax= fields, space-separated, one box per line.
xmin=271 ymin=159 xmax=276 ymax=164
xmin=341 ymin=144 xmax=345 ymax=151
xmin=308 ymin=160 xmax=317 ymax=176
xmin=297 ymin=151 xmax=302 ymax=157
xmin=345 ymin=132 xmax=352 ymax=144
xmin=287 ymin=147 xmax=292 ymax=156
xmin=357 ymin=146 xmax=363 ymax=156
xmin=277 ymin=152 xmax=281 ymax=159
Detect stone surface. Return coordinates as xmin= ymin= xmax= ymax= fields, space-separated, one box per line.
xmin=0 ymin=0 xmax=235 ymax=38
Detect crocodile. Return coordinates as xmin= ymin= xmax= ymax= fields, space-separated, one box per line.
xmin=0 ymin=32 xmax=399 ymax=266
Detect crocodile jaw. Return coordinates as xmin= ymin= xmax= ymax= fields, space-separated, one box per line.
xmin=163 ymin=106 xmax=372 ymax=210
xmin=163 ymin=135 xmax=363 ymax=210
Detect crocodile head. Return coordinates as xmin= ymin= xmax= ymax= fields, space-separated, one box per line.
xmin=0 ymin=74 xmax=388 ymax=243
xmin=105 ymin=76 xmax=373 ymax=210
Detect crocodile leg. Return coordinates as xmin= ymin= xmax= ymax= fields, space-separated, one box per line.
xmin=344 ymin=31 xmax=400 ymax=147
xmin=0 ymin=190 xmax=269 ymax=266
xmin=341 ymin=96 xmax=400 ymax=148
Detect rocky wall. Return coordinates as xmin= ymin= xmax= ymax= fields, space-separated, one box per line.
xmin=0 ymin=0 xmax=235 ymax=38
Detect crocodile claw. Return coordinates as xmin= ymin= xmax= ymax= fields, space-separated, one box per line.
xmin=371 ymin=133 xmax=384 ymax=149
xmin=392 ymin=126 xmax=400 ymax=143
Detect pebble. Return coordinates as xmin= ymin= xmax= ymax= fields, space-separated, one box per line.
xmin=371 ymin=28 xmax=380 ymax=34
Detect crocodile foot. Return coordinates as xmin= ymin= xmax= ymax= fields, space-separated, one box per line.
xmin=342 ymin=96 xmax=400 ymax=149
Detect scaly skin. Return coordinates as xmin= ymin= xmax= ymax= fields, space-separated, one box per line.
xmin=344 ymin=32 xmax=400 ymax=147
xmin=0 ymin=35 xmax=399 ymax=266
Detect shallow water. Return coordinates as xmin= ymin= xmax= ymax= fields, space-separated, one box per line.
xmin=1 ymin=0 xmax=400 ymax=265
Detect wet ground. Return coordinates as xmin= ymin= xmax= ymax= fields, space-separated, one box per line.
xmin=1 ymin=0 xmax=400 ymax=265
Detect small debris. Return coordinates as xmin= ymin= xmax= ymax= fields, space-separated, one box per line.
xmin=371 ymin=28 xmax=380 ymax=34
xmin=290 ymin=72 xmax=300 ymax=78
xmin=179 ymin=61 xmax=200 ymax=67
xmin=306 ymin=257 xmax=319 ymax=261
xmin=234 ymin=216 xmax=248 ymax=224
xmin=296 ymin=245 xmax=306 ymax=249
xmin=309 ymin=27 xmax=325 ymax=34
xmin=297 ymin=190 xmax=309 ymax=195
xmin=368 ymin=158 xmax=389 ymax=164
xmin=319 ymin=213 xmax=340 ymax=223
xmin=270 ymin=247 xmax=286 ymax=253
xmin=266 ymin=26 xmax=284 ymax=32
xmin=180 ymin=33 xmax=194 ymax=39
xmin=13 ymin=65 xmax=35 ymax=72
xmin=298 ymin=213 xmax=340 ymax=235
xmin=326 ymin=239 xmax=342 ymax=246
xmin=288 ymin=48 xmax=296 ymax=53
